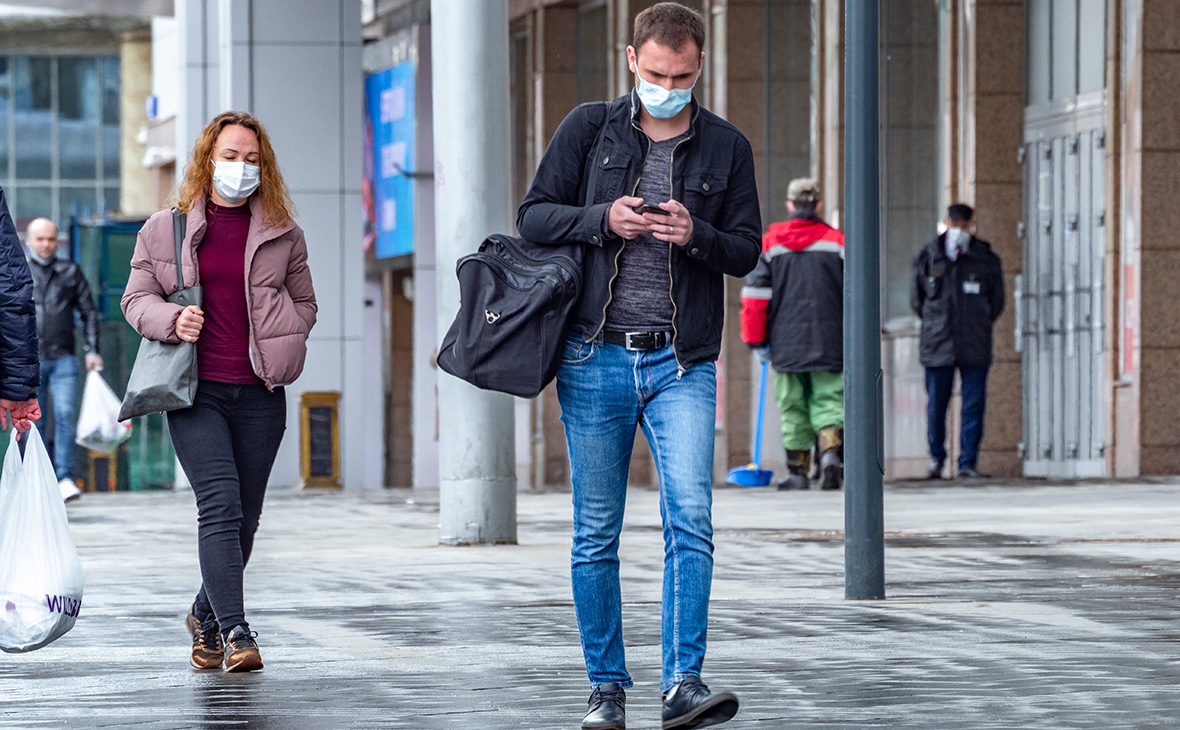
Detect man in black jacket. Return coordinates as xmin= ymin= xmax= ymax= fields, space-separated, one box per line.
xmin=910 ymin=203 xmax=1004 ymax=479
xmin=517 ymin=4 xmax=759 ymax=728
xmin=0 ymin=189 xmax=41 ymax=440
xmin=739 ymin=179 xmax=844 ymax=491
xmin=26 ymin=217 xmax=101 ymax=501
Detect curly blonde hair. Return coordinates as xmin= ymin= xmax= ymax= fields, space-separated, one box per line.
xmin=176 ymin=111 xmax=295 ymax=227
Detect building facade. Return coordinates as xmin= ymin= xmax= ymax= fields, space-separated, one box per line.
xmin=139 ymin=0 xmax=1180 ymax=487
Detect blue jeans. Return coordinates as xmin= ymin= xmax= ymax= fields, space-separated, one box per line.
xmin=556 ymin=334 xmax=716 ymax=693
xmin=39 ymin=355 xmax=79 ymax=482
xmin=925 ymin=365 xmax=989 ymax=470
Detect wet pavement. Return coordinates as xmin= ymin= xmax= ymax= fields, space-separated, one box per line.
xmin=1 ymin=477 xmax=1178 ymax=729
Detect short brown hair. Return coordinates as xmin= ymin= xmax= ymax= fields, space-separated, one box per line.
xmin=633 ymin=2 xmax=706 ymax=56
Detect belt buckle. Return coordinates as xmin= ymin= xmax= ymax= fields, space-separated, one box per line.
xmin=624 ymin=332 xmax=661 ymax=350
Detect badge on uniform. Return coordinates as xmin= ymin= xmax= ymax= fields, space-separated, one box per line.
xmin=963 ymin=280 xmax=981 ymax=294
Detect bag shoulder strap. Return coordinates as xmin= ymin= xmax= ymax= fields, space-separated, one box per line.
xmin=582 ymin=100 xmax=612 ymax=207
xmin=171 ymin=207 xmax=187 ymax=291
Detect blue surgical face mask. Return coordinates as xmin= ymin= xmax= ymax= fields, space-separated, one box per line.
xmin=211 ymin=160 xmax=261 ymax=204
xmin=634 ymin=68 xmax=696 ymax=119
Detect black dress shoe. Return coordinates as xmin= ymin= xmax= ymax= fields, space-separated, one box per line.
xmin=582 ymin=682 xmax=625 ymax=730
xmin=926 ymin=459 xmax=945 ymax=479
xmin=662 ymin=676 xmax=738 ymax=729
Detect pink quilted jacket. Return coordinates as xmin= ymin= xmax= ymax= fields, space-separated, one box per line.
xmin=121 ymin=194 xmax=317 ymax=389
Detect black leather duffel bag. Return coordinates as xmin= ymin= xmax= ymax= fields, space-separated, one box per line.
xmin=437 ymin=235 xmax=581 ymax=398
xmin=437 ymin=101 xmax=612 ymax=398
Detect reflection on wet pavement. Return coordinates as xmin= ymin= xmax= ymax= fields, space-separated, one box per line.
xmin=0 ymin=481 xmax=1177 ymax=728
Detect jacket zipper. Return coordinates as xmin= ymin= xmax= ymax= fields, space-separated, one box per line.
xmin=667 ymin=135 xmax=691 ymax=378
xmin=242 ymin=240 xmax=265 ymax=388
xmin=497 ymin=235 xmax=579 ymax=284
xmin=467 ymin=252 xmax=563 ymax=291
xmin=590 ymin=129 xmax=652 ymax=343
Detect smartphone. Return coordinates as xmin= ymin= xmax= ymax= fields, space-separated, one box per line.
xmin=633 ymin=203 xmax=671 ymax=216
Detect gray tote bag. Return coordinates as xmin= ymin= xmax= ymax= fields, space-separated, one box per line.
xmin=117 ymin=209 xmax=203 ymax=422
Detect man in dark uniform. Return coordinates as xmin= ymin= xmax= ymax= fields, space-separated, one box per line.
xmin=910 ymin=203 xmax=1005 ymax=479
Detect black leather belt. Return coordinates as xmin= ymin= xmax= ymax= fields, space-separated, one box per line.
xmin=602 ymin=330 xmax=671 ymax=350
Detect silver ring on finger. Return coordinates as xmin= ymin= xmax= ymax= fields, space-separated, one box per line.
xmin=668 ymin=225 xmax=674 ymax=234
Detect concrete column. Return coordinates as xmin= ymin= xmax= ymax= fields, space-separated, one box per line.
xmin=1112 ymin=0 xmax=1138 ymax=477
xmin=969 ymin=0 xmax=1024 ymax=477
xmin=531 ymin=4 xmax=579 ymax=489
xmin=175 ymin=0 xmax=218 ymax=178
xmin=1135 ymin=0 xmax=1180 ymax=473
xmin=818 ymin=0 xmax=843 ymax=227
xmin=120 ymin=28 xmax=154 ymax=216
xmin=195 ymin=0 xmax=367 ymax=488
xmin=431 ymin=0 xmax=517 ymax=544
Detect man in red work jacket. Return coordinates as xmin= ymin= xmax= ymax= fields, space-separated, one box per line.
xmin=740 ymin=178 xmax=844 ymax=490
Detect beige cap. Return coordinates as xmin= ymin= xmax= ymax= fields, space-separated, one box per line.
xmin=787 ymin=177 xmax=821 ymax=204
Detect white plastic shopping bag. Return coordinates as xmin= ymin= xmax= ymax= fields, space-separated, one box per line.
xmin=0 ymin=426 xmax=86 ymax=652
xmin=75 ymin=369 xmax=132 ymax=453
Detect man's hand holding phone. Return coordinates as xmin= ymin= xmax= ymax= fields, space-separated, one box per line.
xmin=633 ymin=203 xmax=671 ymax=217
xmin=608 ymin=196 xmax=693 ymax=246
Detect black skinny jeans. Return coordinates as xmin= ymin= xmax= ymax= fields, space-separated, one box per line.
xmin=167 ymin=380 xmax=286 ymax=636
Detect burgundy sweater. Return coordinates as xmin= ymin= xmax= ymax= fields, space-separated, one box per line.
xmin=197 ymin=201 xmax=263 ymax=384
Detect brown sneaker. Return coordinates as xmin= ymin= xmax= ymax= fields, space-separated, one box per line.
xmin=186 ymin=605 xmax=223 ymax=670
xmin=223 ymin=625 xmax=264 ymax=672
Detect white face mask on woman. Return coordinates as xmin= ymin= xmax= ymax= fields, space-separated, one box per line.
xmin=211 ymin=160 xmax=261 ymax=204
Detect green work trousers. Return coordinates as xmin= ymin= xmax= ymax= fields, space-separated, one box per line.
xmin=774 ymin=371 xmax=844 ymax=450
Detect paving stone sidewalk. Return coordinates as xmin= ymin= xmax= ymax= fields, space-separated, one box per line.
xmin=1 ymin=478 xmax=1178 ymax=729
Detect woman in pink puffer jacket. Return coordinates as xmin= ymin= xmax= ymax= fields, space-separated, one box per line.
xmin=122 ymin=111 xmax=316 ymax=674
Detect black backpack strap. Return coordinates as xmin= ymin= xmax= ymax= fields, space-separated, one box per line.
xmin=583 ymin=100 xmax=612 ymax=207
xmin=171 ymin=207 xmax=187 ymax=291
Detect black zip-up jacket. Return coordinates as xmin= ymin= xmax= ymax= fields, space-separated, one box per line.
xmin=516 ymin=92 xmax=762 ymax=370
xmin=0 ymin=187 xmax=39 ymax=401
xmin=29 ymin=255 xmax=100 ymax=361
xmin=910 ymin=233 xmax=1005 ymax=368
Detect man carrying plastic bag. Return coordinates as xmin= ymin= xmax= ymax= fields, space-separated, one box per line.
xmin=75 ymin=369 xmax=132 ymax=454
xmin=0 ymin=425 xmax=86 ymax=652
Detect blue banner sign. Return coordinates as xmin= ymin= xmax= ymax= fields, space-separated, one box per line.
xmin=364 ymin=60 xmax=415 ymax=259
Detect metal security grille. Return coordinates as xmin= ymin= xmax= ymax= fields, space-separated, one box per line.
xmin=1019 ymin=0 xmax=1108 ymax=478
xmin=1018 ymin=119 xmax=1105 ymax=478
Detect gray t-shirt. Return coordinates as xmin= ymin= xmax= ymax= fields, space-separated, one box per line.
xmin=604 ymin=133 xmax=688 ymax=332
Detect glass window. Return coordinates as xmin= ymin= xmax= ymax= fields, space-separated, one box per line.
xmin=59 ymin=57 xmax=99 ymax=179
xmin=101 ymin=57 xmax=119 ymax=125
xmin=1026 ymin=0 xmax=1051 ymax=106
xmin=103 ymin=185 xmax=120 ymax=216
xmin=510 ymin=27 xmax=532 ymax=212
xmin=1051 ymin=0 xmax=1078 ymax=101
xmin=884 ymin=0 xmax=941 ymax=321
xmin=14 ymin=57 xmax=52 ymax=179
xmin=59 ymin=186 xmax=97 ymax=228
xmin=12 ymin=184 xmax=53 ymax=231
xmin=0 ymin=54 xmax=119 ymax=227
xmin=764 ymin=0 xmax=814 ymax=222
xmin=1077 ymin=0 xmax=1105 ymax=95
xmin=102 ymin=57 xmax=120 ymax=178
xmin=576 ymin=3 xmax=609 ymax=104
xmin=0 ymin=58 xmax=9 ymax=177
